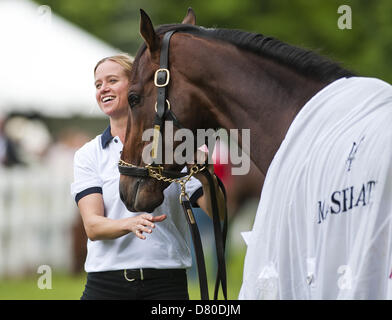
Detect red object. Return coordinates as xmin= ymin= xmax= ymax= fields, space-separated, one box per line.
xmin=213 ymin=141 xmax=232 ymax=187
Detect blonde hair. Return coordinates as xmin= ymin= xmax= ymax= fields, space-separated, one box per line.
xmin=94 ymin=53 xmax=134 ymax=79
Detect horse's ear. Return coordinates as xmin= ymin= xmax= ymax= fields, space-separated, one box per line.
xmin=139 ymin=9 xmax=159 ymax=52
xmin=181 ymin=7 xmax=196 ymax=25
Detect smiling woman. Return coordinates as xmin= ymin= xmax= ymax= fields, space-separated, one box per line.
xmin=93 ymin=54 xmax=133 ymax=133
xmin=69 ymin=50 xmax=220 ymax=300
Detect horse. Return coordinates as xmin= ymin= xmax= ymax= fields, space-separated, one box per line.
xmin=119 ymin=9 xmax=392 ymax=299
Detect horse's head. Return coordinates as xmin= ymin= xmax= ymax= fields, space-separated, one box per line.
xmin=119 ymin=9 xmax=217 ymax=212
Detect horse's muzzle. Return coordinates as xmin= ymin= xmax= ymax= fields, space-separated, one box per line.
xmin=119 ymin=176 xmax=164 ymax=213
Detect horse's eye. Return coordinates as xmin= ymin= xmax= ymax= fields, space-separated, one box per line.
xmin=128 ymin=93 xmax=140 ymax=108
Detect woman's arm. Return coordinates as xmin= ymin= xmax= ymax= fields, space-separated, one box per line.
xmin=77 ymin=193 xmax=166 ymax=241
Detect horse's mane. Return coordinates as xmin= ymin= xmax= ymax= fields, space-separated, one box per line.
xmin=135 ymin=23 xmax=355 ymax=83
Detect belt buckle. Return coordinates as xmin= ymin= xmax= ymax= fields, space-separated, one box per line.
xmin=124 ymin=269 xmax=144 ymax=282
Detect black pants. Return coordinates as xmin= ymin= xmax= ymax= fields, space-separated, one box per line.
xmin=81 ymin=268 xmax=189 ymax=300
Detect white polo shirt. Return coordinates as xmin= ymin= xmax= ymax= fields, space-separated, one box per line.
xmin=71 ymin=126 xmax=203 ymax=273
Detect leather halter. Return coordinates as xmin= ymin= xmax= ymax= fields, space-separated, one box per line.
xmin=118 ymin=30 xmax=186 ymax=179
xmin=118 ymin=30 xmax=228 ymax=300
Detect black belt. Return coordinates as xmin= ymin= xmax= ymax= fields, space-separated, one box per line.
xmin=93 ymin=268 xmax=186 ymax=281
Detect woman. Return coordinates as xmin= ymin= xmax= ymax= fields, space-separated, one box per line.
xmin=71 ymin=54 xmax=215 ymax=300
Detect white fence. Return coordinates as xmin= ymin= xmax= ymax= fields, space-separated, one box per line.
xmin=0 ymin=166 xmax=78 ymax=278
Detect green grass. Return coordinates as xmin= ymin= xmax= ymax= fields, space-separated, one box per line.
xmin=0 ymin=273 xmax=86 ymax=300
xmin=0 ymin=249 xmax=246 ymax=300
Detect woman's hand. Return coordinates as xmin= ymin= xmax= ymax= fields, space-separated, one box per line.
xmin=125 ymin=213 xmax=167 ymax=240
xmin=79 ymin=193 xmax=168 ymax=241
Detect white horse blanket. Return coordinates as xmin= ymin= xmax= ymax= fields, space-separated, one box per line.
xmin=239 ymin=77 xmax=392 ymax=299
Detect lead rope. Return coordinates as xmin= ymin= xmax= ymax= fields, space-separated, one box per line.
xmin=148 ymin=164 xmax=228 ymax=300
xmin=200 ymin=169 xmax=228 ymax=300
xmin=148 ymin=165 xmax=209 ymax=300
xmin=179 ymin=167 xmax=228 ymax=300
xmin=180 ymin=186 xmax=210 ymax=300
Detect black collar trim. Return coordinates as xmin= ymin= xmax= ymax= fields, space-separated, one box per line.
xmin=101 ymin=125 xmax=114 ymax=149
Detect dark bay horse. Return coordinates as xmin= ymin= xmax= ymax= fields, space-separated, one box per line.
xmin=119 ymin=9 xmax=392 ymax=299
xmin=119 ymin=9 xmax=352 ymax=212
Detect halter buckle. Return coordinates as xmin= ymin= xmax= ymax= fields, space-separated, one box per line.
xmin=154 ymin=99 xmax=171 ymax=112
xmin=154 ymin=68 xmax=170 ymax=87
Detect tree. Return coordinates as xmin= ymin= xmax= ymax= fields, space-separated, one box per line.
xmin=33 ymin=0 xmax=392 ymax=82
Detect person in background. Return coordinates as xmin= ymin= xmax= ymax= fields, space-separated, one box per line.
xmin=0 ymin=116 xmax=22 ymax=167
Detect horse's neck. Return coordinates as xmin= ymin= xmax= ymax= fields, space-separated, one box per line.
xmin=195 ymin=45 xmax=326 ymax=175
